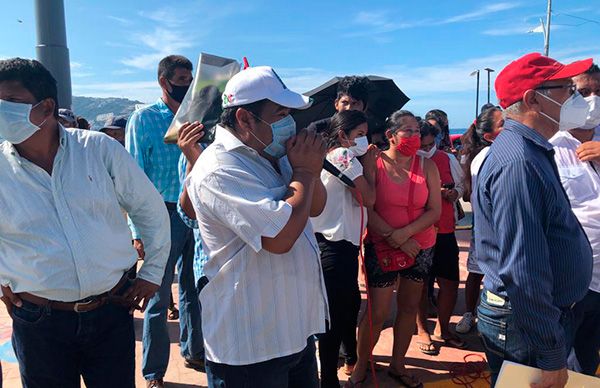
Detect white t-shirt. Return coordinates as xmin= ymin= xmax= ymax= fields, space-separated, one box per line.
xmin=467 ymin=146 xmax=491 ymax=274
xmin=470 ymin=146 xmax=491 ymax=205
xmin=311 ymin=147 xmax=367 ymax=246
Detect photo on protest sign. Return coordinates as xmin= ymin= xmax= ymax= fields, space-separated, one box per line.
xmin=164 ymin=53 xmax=241 ymax=144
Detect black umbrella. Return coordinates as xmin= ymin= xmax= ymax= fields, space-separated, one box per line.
xmin=292 ymin=75 xmax=410 ymax=131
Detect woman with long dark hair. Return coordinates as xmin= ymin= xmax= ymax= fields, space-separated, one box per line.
xmin=347 ymin=110 xmax=441 ymax=388
xmin=312 ymin=110 xmax=377 ymax=388
xmin=455 ymin=107 xmax=504 ymax=334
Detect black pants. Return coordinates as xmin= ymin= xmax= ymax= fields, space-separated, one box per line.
xmin=316 ymin=234 xmax=360 ymax=388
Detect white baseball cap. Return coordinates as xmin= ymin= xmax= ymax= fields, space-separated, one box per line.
xmin=222 ymin=66 xmax=312 ymax=110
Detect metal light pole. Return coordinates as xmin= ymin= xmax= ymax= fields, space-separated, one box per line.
xmin=34 ymin=0 xmax=72 ymax=108
xmin=544 ymin=0 xmax=552 ymax=56
xmin=484 ymin=68 xmax=495 ymax=104
xmin=470 ymin=70 xmax=480 ymax=118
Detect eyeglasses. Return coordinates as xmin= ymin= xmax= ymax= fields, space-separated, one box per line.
xmin=536 ymin=84 xmax=577 ymax=95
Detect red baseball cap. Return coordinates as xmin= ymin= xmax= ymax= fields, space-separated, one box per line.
xmin=495 ymin=52 xmax=593 ymax=109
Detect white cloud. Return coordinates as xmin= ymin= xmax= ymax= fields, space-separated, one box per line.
xmin=70 ymin=61 xmax=94 ymax=78
xmin=138 ymin=8 xmax=187 ymax=28
xmin=107 ymin=15 xmax=132 ymax=25
xmin=112 ymin=69 xmax=137 ymax=76
xmin=439 ymin=2 xmax=520 ymax=24
xmin=347 ymin=2 xmax=520 ymax=38
xmin=73 ymin=81 xmax=160 ymax=103
xmin=347 ymin=10 xmax=429 ymax=37
xmin=120 ymin=28 xmax=194 ymax=70
xmin=118 ymin=2 xmax=253 ymax=71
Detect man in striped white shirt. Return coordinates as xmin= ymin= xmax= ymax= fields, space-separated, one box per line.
xmin=550 ymin=64 xmax=600 ymax=376
xmin=184 ymin=66 xmax=329 ymax=388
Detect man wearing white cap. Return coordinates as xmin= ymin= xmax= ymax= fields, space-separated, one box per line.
xmin=183 ymin=66 xmax=329 ymax=387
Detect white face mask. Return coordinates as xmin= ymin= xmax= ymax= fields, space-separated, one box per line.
xmin=348 ymin=135 xmax=369 ymax=156
xmin=537 ymin=91 xmax=589 ymax=131
xmin=581 ymin=95 xmax=600 ymax=130
xmin=0 ymin=99 xmax=46 ymax=144
xmin=417 ymin=146 xmax=436 ymax=159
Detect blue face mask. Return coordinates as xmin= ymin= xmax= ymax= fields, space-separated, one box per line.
xmin=250 ymin=114 xmax=297 ymax=159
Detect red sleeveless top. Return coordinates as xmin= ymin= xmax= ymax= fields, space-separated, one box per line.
xmin=430 ymin=150 xmax=455 ymax=233
xmin=370 ymin=155 xmax=436 ymax=249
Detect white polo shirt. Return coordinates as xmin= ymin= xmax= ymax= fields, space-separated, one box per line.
xmin=550 ymin=128 xmax=600 ymax=293
xmin=186 ymin=125 xmax=329 ymax=365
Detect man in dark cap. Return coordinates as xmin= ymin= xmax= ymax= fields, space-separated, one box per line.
xmin=100 ymin=115 xmax=126 ymax=145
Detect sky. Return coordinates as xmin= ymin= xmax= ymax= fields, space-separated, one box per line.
xmin=1 ymin=0 xmax=599 ymax=128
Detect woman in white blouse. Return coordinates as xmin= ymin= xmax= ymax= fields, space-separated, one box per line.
xmin=311 ymin=110 xmax=377 ymax=388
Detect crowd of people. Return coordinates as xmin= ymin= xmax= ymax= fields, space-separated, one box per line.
xmin=0 ymin=51 xmax=598 ymax=388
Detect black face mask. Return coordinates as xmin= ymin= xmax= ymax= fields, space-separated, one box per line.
xmin=167 ymin=80 xmax=191 ymax=103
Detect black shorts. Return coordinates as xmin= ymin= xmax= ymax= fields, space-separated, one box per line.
xmin=364 ymin=244 xmax=434 ymax=288
xmin=431 ymin=232 xmax=460 ymax=281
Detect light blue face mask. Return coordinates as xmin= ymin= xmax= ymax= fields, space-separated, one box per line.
xmin=250 ymin=114 xmax=297 ymax=159
xmin=0 ymin=99 xmax=45 ymax=144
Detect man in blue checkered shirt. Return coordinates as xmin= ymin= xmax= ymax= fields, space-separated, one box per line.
xmin=176 ymin=122 xmax=211 ymax=368
xmin=125 ymin=55 xmax=203 ymax=388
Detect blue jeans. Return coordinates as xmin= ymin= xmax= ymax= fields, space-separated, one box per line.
xmin=11 ymin=287 xmax=135 ymax=388
xmin=142 ymin=206 xmax=203 ymax=380
xmin=205 ymin=338 xmax=319 ymax=388
xmin=569 ymin=290 xmax=600 ymax=376
xmin=477 ymin=290 xmax=574 ymax=387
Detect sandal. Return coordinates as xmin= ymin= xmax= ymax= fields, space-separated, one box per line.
xmin=387 ymin=370 xmax=423 ymax=388
xmin=431 ymin=334 xmax=466 ymax=349
xmin=416 ymin=341 xmax=438 ymax=355
xmin=343 ymin=375 xmax=367 ymax=388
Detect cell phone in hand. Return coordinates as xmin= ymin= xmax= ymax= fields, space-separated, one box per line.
xmin=442 ymin=183 xmax=455 ymax=189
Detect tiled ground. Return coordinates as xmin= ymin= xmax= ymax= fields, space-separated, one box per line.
xmin=1 ymin=228 xmax=492 ymax=388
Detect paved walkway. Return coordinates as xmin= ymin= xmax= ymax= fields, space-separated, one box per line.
xmin=0 ymin=229 xmax=491 ymax=387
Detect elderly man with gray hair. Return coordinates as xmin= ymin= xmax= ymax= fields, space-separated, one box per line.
xmin=473 ymin=53 xmax=593 ymax=387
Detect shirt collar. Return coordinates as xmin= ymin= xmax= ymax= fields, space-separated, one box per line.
xmin=58 ymin=124 xmax=68 ymax=149
xmin=550 ymin=125 xmax=600 ymax=146
xmin=215 ymin=124 xmax=252 ymax=152
xmin=2 ymin=123 xmax=67 ymax=165
xmin=156 ymin=98 xmax=175 ymax=116
xmin=504 ymin=118 xmax=554 ymax=151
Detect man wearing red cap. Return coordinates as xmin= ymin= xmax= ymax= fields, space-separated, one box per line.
xmin=473 ymin=53 xmax=594 ymax=387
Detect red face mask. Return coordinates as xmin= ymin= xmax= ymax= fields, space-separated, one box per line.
xmin=396 ymin=135 xmax=421 ymax=156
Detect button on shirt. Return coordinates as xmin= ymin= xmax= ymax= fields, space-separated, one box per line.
xmin=0 ymin=127 xmax=170 ymax=301
xmin=550 ymin=127 xmax=600 ymax=293
xmin=126 ymin=98 xmax=182 ymax=238
xmin=186 ymin=125 xmax=329 ymax=365
xmin=474 ymin=119 xmax=593 ymax=371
